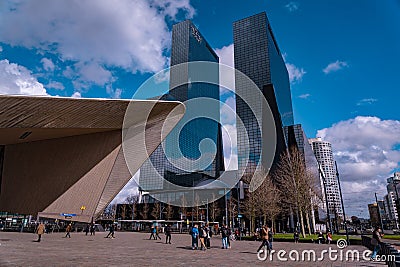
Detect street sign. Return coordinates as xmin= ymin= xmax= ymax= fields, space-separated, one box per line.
xmin=60 ymin=213 xmax=76 ymax=217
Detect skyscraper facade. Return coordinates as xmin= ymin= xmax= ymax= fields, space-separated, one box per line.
xmin=139 ymin=20 xmax=224 ymax=192
xmin=233 ymin=12 xmax=293 ymax=176
xmin=309 ymin=137 xmax=343 ymax=220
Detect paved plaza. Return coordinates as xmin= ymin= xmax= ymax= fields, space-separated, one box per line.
xmin=0 ymin=231 xmax=388 ymax=266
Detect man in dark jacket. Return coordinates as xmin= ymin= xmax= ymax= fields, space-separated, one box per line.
xmin=165 ymin=224 xmax=172 ymax=244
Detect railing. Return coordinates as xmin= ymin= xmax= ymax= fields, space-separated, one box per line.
xmin=361 ymin=235 xmax=400 ymax=267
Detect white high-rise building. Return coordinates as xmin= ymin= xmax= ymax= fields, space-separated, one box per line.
xmin=309 ymin=137 xmax=343 ymax=220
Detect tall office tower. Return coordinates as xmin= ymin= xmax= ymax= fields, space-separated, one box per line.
xmin=140 ymin=20 xmax=224 ymax=193
xmin=309 ymin=137 xmax=343 ymax=220
xmin=233 ymin=12 xmax=294 ymax=176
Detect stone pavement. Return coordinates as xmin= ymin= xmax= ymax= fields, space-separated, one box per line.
xmin=0 ymin=231 xmax=388 ymax=267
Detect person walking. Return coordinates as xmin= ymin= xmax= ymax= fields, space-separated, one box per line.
xmin=190 ymin=224 xmax=199 ymax=250
xmin=165 ymin=224 xmax=172 ymax=244
xmin=90 ymin=223 xmax=96 ymax=236
xmin=326 ymin=231 xmax=333 ymax=244
xmin=36 ymin=222 xmax=45 ymax=242
xmin=370 ymin=226 xmax=383 ymax=261
xmin=317 ymin=231 xmax=325 ymax=244
xmin=84 ymin=224 xmax=90 ymax=236
xmin=205 ymin=223 xmax=211 ymax=249
xmin=257 ymin=225 xmax=270 ymax=253
xmin=149 ymin=226 xmax=156 ymax=240
xmin=65 ymin=223 xmax=72 ymax=238
xmin=199 ymin=225 xmax=207 ymax=250
xmin=268 ymin=226 xmax=274 ymax=250
xmin=293 ymin=231 xmax=300 ymax=243
xmin=221 ymin=225 xmax=228 ymax=249
xmin=105 ymin=223 xmax=115 ymax=238
xmin=155 ymin=226 xmax=162 ymax=240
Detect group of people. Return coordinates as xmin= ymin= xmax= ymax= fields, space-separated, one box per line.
xmin=189 ymin=224 xmax=213 ymax=250
xmin=84 ymin=224 xmax=96 ymax=236
xmin=147 ymin=224 xmax=172 ymax=244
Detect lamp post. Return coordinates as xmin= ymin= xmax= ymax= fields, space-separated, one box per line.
xmin=335 ymin=161 xmax=349 ymax=245
xmin=318 ymin=162 xmax=333 ymax=233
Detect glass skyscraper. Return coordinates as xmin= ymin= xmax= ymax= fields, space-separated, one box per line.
xmin=233 ymin=12 xmax=294 ymax=176
xmin=139 ymin=20 xmax=224 ymax=191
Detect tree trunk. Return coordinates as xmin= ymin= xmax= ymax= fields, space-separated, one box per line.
xmin=300 ymin=209 xmax=306 ymax=237
xmin=305 ymin=211 xmax=312 ymax=235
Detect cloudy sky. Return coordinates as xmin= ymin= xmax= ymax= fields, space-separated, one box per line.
xmin=1 ymin=0 xmax=399 ymax=217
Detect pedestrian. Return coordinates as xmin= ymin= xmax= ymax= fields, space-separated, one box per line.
xmin=326 ymin=231 xmax=333 ymax=244
xmin=317 ymin=231 xmax=325 ymax=244
xmin=190 ymin=224 xmax=199 ymax=250
xmin=199 ymin=225 xmax=207 ymax=250
xmin=105 ymin=223 xmax=115 ymax=238
xmin=90 ymin=223 xmax=96 ymax=236
xmin=65 ymin=223 xmax=72 ymax=238
xmin=205 ymin=223 xmax=211 ymax=249
xmin=165 ymin=224 xmax=172 ymax=244
xmin=293 ymin=231 xmax=300 ymax=243
xmin=370 ymin=226 xmax=383 ymax=261
xmin=268 ymin=226 xmax=274 ymax=250
xmin=257 ymin=225 xmax=270 ymax=253
xmin=36 ymin=222 xmax=45 ymax=242
xmin=149 ymin=226 xmax=156 ymax=240
xmin=221 ymin=224 xmax=228 ymax=249
xmin=226 ymin=227 xmax=232 ymax=248
xmin=155 ymin=226 xmax=162 ymax=240
xmin=84 ymin=224 xmax=90 ymax=236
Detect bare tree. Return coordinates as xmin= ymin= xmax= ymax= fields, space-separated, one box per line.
xmin=209 ymin=193 xmax=221 ymax=222
xmin=194 ymin=194 xmax=201 ymax=221
xmin=165 ymin=204 xmax=174 ymax=220
xmin=151 ymin=201 xmax=161 ymax=220
xmin=273 ymin=147 xmax=321 ymax=237
xmin=180 ymin=194 xmax=187 ymax=220
xmin=102 ymin=203 xmax=117 ymax=220
xmin=257 ymin=173 xmax=282 ymax=232
xmin=141 ymin=202 xmax=149 ymax=220
xmin=125 ymin=195 xmax=139 ymax=219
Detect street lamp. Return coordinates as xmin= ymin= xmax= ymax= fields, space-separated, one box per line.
xmin=318 ymin=162 xmax=333 ymax=233
xmin=335 ymin=161 xmax=349 ymax=245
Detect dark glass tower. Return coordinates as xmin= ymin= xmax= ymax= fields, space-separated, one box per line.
xmin=233 ymin=12 xmax=294 ymax=176
xmin=140 ymin=20 xmax=224 ymax=191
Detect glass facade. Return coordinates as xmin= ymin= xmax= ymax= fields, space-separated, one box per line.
xmin=140 ymin=21 xmax=224 ymax=191
xmin=233 ymin=12 xmax=293 ymax=176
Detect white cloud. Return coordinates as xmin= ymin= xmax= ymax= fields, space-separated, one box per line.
xmin=0 ymin=59 xmax=47 ymax=95
xmin=323 ymin=60 xmax=349 ymax=74
xmin=112 ymin=172 xmax=140 ymax=204
xmin=285 ymin=2 xmax=299 ymax=12
xmin=357 ymin=98 xmax=378 ymax=106
xmin=215 ymin=44 xmax=235 ymax=95
xmin=71 ymin=91 xmax=81 ymax=98
xmin=106 ymin=84 xmax=122 ymax=99
xmin=285 ymin=62 xmax=306 ymax=83
xmin=75 ymin=61 xmax=113 ymax=86
xmin=298 ymin=93 xmax=310 ymax=99
xmin=317 ymin=116 xmax=400 ymax=216
xmin=40 ymin=57 xmax=55 ymax=71
xmin=215 ymin=44 xmax=234 ymax=68
xmin=222 ymin=123 xmax=238 ymax=170
xmin=0 ymin=0 xmax=194 ymax=77
xmin=46 ymin=81 xmax=65 ymax=90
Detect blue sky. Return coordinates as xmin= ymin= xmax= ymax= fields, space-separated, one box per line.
xmin=1 ymin=0 xmax=399 ymax=217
